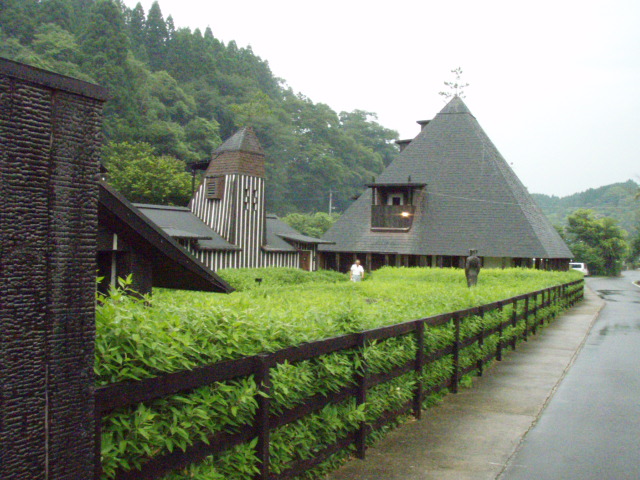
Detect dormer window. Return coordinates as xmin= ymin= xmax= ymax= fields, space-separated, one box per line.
xmin=368 ymin=182 xmax=425 ymax=231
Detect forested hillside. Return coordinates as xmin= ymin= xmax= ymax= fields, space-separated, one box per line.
xmin=0 ymin=0 xmax=398 ymax=213
xmin=532 ymin=180 xmax=640 ymax=233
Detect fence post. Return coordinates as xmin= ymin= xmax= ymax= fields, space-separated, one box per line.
xmin=497 ymin=302 xmax=504 ymax=361
xmin=255 ymin=355 xmax=272 ymax=480
xmin=355 ymin=333 xmax=369 ymax=459
xmin=413 ymin=321 xmax=425 ymax=419
xmin=523 ymin=295 xmax=529 ymax=341
xmin=477 ymin=307 xmax=485 ymax=376
xmin=451 ymin=314 xmax=461 ymax=394
xmin=511 ymin=299 xmax=518 ymax=350
xmin=569 ymin=282 xmax=574 ymax=305
xmin=531 ymin=292 xmax=539 ymax=335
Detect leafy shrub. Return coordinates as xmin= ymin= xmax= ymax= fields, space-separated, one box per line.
xmin=96 ymin=267 xmax=582 ymax=479
xmin=218 ymin=267 xmax=346 ymax=291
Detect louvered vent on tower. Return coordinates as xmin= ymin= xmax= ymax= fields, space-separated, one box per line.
xmin=205 ymin=176 xmax=225 ymax=200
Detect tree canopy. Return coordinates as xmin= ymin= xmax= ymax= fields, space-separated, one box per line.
xmin=563 ymin=209 xmax=628 ymax=276
xmin=0 ymin=0 xmax=399 ymax=213
xmin=103 ymin=142 xmax=192 ymax=205
xmin=281 ymin=212 xmax=340 ymax=239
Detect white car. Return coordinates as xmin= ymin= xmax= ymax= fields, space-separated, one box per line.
xmin=569 ymin=262 xmax=589 ymax=276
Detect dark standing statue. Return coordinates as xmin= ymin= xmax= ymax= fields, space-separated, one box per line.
xmin=465 ymin=249 xmax=481 ymax=287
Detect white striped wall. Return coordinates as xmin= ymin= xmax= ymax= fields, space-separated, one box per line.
xmin=190 ymin=174 xmax=303 ymax=270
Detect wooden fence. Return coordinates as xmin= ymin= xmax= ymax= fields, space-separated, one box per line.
xmin=94 ymin=279 xmax=584 ymax=480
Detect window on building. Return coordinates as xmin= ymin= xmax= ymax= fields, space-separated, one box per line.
xmin=387 ymin=194 xmax=404 ymax=206
xmin=244 ymin=187 xmax=250 ymax=210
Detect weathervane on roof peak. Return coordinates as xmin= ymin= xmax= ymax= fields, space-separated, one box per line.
xmin=439 ymin=67 xmax=469 ymax=101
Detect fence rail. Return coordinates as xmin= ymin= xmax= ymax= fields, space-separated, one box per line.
xmin=95 ymin=279 xmax=584 ymax=480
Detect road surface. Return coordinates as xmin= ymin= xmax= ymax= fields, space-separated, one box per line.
xmin=500 ymin=271 xmax=640 ymax=480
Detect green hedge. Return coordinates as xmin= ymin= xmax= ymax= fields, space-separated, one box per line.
xmin=96 ymin=267 xmax=582 ymax=479
xmin=217 ymin=267 xmax=347 ymax=291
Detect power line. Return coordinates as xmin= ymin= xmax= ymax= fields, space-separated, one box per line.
xmin=427 ymin=191 xmax=523 ymax=207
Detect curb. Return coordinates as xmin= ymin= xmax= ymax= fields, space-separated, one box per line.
xmin=496 ymin=286 xmax=605 ymax=479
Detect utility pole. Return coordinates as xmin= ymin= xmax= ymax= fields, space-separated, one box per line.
xmin=329 ymin=189 xmax=333 ymax=215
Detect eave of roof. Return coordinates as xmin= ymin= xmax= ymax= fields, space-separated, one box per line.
xmin=366 ymin=182 xmax=427 ymax=188
xmin=277 ymin=233 xmax=334 ymax=245
xmin=135 ymin=203 xmax=238 ymax=251
xmin=101 ymin=183 xmax=233 ymax=293
xmin=265 ymin=215 xmax=330 ymax=250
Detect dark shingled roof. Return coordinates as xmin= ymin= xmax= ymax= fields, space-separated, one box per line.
xmin=135 ymin=204 xmax=239 ymax=251
xmin=213 ymin=126 xmax=264 ymax=155
xmin=134 ymin=208 xmax=328 ymax=254
xmin=264 ymin=214 xmax=332 ymax=252
xmin=99 ymin=183 xmax=233 ymax=293
xmin=320 ymin=97 xmax=572 ymax=259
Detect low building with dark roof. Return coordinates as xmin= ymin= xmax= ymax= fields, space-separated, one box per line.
xmin=98 ymin=182 xmax=233 ymax=295
xmin=134 ymin=204 xmax=239 ymax=252
xmin=319 ymin=96 xmax=572 ymax=272
xmin=140 ymin=127 xmax=331 ymax=271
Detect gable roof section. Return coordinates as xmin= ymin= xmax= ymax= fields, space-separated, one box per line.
xmin=264 ymin=215 xmax=333 ymax=252
xmin=135 ymin=204 xmax=239 ymax=251
xmin=99 ymin=182 xmax=233 ymax=293
xmin=321 ymin=97 xmax=572 ymax=259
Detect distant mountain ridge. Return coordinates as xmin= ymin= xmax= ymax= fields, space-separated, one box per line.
xmin=532 ymin=180 xmax=639 ymax=233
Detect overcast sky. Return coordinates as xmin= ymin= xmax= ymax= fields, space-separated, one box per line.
xmin=124 ymin=0 xmax=639 ymax=197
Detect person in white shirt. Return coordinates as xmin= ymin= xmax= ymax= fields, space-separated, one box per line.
xmin=350 ymin=259 xmax=365 ymax=282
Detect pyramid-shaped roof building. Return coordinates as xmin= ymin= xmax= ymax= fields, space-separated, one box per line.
xmin=320 ymin=97 xmax=572 ymax=263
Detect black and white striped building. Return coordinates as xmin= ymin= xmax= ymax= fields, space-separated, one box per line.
xmin=137 ymin=127 xmax=331 ymax=271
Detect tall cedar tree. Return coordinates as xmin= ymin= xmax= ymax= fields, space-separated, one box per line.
xmin=145 ymin=1 xmax=168 ymax=70
xmin=127 ymin=2 xmax=147 ymax=60
xmin=1 ymin=0 xmax=399 ymax=212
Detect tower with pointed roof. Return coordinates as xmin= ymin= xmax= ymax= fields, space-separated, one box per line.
xmin=319 ymin=97 xmax=572 ymax=272
xmin=185 ymin=127 xmax=331 ymax=270
xmin=190 ymin=126 xmax=267 ymax=268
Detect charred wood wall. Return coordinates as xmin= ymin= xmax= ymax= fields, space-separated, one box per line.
xmin=0 ymin=59 xmax=106 ymax=480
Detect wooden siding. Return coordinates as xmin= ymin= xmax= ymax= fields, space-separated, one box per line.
xmin=371 ymin=204 xmax=415 ymax=230
xmin=287 ymin=241 xmax=319 ymax=271
xmin=190 ymin=174 xmax=304 ymax=270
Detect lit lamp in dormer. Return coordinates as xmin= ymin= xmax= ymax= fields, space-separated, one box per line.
xmin=401 ymin=211 xmax=411 ymax=218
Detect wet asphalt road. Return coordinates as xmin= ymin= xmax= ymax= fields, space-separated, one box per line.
xmin=500 ymin=271 xmax=640 ymax=480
